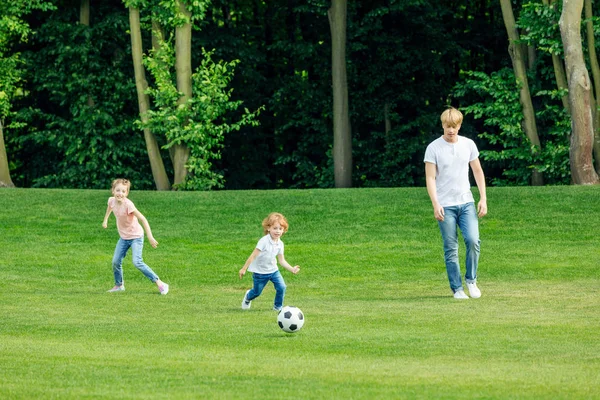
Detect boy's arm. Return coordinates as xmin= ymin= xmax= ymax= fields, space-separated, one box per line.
xmin=425 ymin=162 xmax=444 ymax=221
xmin=470 ymin=158 xmax=488 ymax=217
xmin=102 ymin=205 xmax=112 ymax=228
xmin=133 ymin=209 xmax=158 ymax=248
xmin=239 ymin=248 xmax=261 ymax=279
xmin=277 ymin=253 xmax=300 ymax=274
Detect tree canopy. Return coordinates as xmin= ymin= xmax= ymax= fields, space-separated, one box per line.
xmin=1 ymin=0 xmax=597 ymax=189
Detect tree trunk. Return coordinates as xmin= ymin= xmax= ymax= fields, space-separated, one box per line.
xmin=384 ymin=102 xmax=391 ymax=143
xmin=560 ymin=0 xmax=600 ymax=184
xmin=500 ymin=0 xmax=544 ymax=185
xmin=328 ymin=0 xmax=352 ymax=188
xmin=0 ymin=119 xmax=15 ymax=187
xmin=129 ymin=7 xmax=171 ymax=190
xmin=542 ymin=0 xmax=571 ymax=113
xmin=583 ymin=0 xmax=600 ymax=173
xmin=173 ymin=0 xmax=192 ymax=187
xmin=80 ymin=0 xmax=95 ymax=108
xmin=80 ymin=0 xmax=89 ymax=25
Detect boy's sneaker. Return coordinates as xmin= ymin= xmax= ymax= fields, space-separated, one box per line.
xmin=107 ymin=285 xmax=125 ymax=293
xmin=241 ymin=290 xmax=251 ymax=310
xmin=453 ymin=290 xmax=469 ymax=300
xmin=466 ymin=282 xmax=481 ymax=298
xmin=159 ymin=283 xmax=169 ymax=295
xmin=273 ymin=306 xmax=282 ymax=312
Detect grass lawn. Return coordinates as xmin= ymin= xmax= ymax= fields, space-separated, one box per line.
xmin=1 ymin=186 xmax=599 ymax=399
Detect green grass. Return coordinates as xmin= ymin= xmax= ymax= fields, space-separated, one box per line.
xmin=1 ymin=186 xmax=599 ymax=399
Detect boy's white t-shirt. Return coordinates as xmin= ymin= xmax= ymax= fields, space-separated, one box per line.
xmin=424 ymin=135 xmax=479 ymax=207
xmin=248 ymin=234 xmax=284 ymax=274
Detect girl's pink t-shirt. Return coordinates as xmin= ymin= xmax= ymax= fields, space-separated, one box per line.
xmin=108 ymin=197 xmax=144 ymax=240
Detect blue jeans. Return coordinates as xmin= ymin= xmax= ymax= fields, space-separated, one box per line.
xmin=112 ymin=237 xmax=159 ymax=286
xmin=437 ymin=202 xmax=480 ymax=293
xmin=247 ymin=270 xmax=287 ymax=309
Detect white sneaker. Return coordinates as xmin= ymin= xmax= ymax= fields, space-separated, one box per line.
xmin=107 ymin=285 xmax=125 ymax=293
xmin=241 ymin=290 xmax=252 ymax=310
xmin=453 ymin=290 xmax=469 ymax=299
xmin=466 ymin=282 xmax=481 ymax=298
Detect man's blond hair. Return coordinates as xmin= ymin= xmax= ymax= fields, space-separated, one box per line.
xmin=440 ymin=107 xmax=463 ymax=128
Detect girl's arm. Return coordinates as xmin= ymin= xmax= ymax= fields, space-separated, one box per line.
xmin=277 ymin=253 xmax=300 ymax=274
xmin=239 ymin=248 xmax=261 ymax=279
xmin=102 ymin=205 xmax=112 ymax=228
xmin=133 ymin=209 xmax=158 ymax=248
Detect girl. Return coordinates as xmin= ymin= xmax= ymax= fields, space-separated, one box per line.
xmin=238 ymin=212 xmax=300 ymax=310
xmin=102 ymin=179 xmax=169 ymax=295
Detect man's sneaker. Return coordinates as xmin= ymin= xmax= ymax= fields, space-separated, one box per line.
xmin=241 ymin=290 xmax=251 ymax=310
xmin=466 ymin=282 xmax=481 ymax=299
xmin=107 ymin=285 xmax=125 ymax=293
xmin=453 ymin=290 xmax=469 ymax=299
xmin=273 ymin=307 xmax=282 ymax=312
xmin=159 ymin=283 xmax=169 ymax=295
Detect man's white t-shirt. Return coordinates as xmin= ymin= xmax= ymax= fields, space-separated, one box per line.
xmin=248 ymin=234 xmax=284 ymax=274
xmin=424 ymin=135 xmax=479 ymax=207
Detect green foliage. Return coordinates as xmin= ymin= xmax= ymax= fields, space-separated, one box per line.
xmin=518 ymin=1 xmax=563 ymax=56
xmin=143 ymin=41 xmax=262 ymax=190
xmin=16 ymin=4 xmax=154 ymax=189
xmin=453 ymin=69 xmax=570 ymax=185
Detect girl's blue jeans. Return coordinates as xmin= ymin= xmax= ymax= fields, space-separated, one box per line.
xmin=112 ymin=237 xmax=159 ymax=286
xmin=247 ymin=270 xmax=287 ymax=309
xmin=437 ymin=202 xmax=480 ymax=293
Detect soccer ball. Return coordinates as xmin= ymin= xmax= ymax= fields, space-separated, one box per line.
xmin=277 ymin=306 xmax=305 ymax=333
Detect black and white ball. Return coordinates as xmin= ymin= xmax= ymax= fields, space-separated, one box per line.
xmin=277 ymin=306 xmax=305 ymax=333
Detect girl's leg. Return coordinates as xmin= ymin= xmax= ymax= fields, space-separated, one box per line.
xmin=247 ymin=273 xmax=269 ymax=301
xmin=130 ymin=237 xmax=159 ymax=282
xmin=112 ymin=239 xmax=131 ymax=286
xmin=271 ymin=271 xmax=287 ymax=310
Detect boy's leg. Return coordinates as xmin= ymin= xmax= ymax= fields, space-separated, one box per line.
xmin=458 ymin=202 xmax=480 ymax=283
xmin=247 ymin=273 xmax=269 ymax=301
xmin=131 ymin=237 xmax=160 ymax=282
xmin=111 ymin=239 xmax=131 ymax=286
xmin=438 ymin=206 xmax=463 ymax=293
xmin=270 ymin=271 xmax=287 ymax=310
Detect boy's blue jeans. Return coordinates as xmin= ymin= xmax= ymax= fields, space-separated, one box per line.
xmin=112 ymin=237 xmax=159 ymax=286
xmin=247 ymin=270 xmax=287 ymax=309
xmin=437 ymin=202 xmax=480 ymax=293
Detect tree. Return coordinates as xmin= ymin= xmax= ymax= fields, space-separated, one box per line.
xmin=583 ymin=0 xmax=600 ymax=172
xmin=560 ymin=0 xmax=599 ymax=184
xmin=328 ymin=0 xmax=352 ymax=188
xmin=499 ymin=0 xmax=544 ymax=185
xmin=172 ymin=0 xmax=192 ymax=187
xmin=0 ymin=0 xmax=56 ymax=187
xmin=127 ymin=3 xmax=171 ymax=190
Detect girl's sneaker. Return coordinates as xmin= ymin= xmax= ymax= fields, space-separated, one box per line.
xmin=159 ymin=283 xmax=169 ymax=295
xmin=241 ymin=290 xmax=251 ymax=310
xmin=107 ymin=285 xmax=125 ymax=293
xmin=453 ymin=290 xmax=469 ymax=299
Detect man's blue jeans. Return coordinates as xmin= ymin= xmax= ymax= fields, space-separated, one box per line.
xmin=247 ymin=270 xmax=287 ymax=309
xmin=437 ymin=202 xmax=480 ymax=293
xmin=112 ymin=237 xmax=159 ymax=286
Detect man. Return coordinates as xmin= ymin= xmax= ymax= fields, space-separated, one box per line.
xmin=424 ymin=107 xmax=487 ymax=299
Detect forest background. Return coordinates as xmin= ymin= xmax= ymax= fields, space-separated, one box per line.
xmin=1 ymin=0 xmax=599 ymax=191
